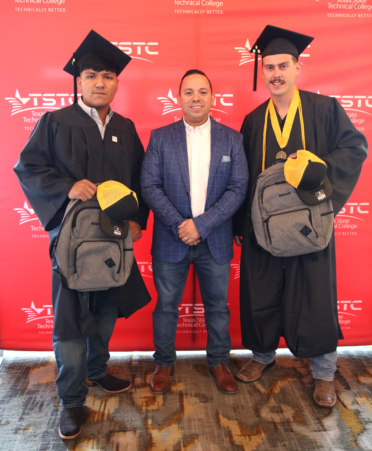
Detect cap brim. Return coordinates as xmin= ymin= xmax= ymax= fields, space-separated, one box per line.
xmin=296 ymin=176 xmax=332 ymax=205
xmin=100 ymin=211 xmax=129 ymax=239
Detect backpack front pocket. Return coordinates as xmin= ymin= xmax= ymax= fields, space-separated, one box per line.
xmin=265 ymin=208 xmax=324 ymax=257
xmin=74 ymin=240 xmax=122 ymax=289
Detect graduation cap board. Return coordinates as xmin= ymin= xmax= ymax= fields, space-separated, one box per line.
xmin=250 ymin=25 xmax=314 ymax=91
xmin=63 ymin=30 xmax=132 ymax=103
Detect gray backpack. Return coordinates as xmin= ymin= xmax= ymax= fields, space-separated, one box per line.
xmin=52 ymin=195 xmax=134 ymax=291
xmin=251 ymin=162 xmax=334 ymax=257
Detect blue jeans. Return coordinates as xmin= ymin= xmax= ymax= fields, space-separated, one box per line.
xmin=53 ymin=292 xmax=119 ymax=409
xmin=152 ymin=241 xmax=231 ymax=369
xmin=253 ymin=350 xmax=337 ymax=381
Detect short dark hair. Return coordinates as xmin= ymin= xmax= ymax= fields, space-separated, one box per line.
xmin=179 ymin=69 xmax=213 ymax=93
xmin=77 ymin=50 xmax=120 ymax=76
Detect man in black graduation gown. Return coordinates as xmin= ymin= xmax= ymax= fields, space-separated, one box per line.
xmin=233 ymin=26 xmax=368 ymax=407
xmin=14 ymin=31 xmax=150 ymax=439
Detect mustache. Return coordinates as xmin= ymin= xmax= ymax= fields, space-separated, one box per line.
xmin=270 ymin=78 xmax=284 ymax=84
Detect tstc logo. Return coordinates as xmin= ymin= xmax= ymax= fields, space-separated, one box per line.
xmin=179 ymin=303 xmax=205 ymax=318
xmin=111 ymin=42 xmax=158 ymax=63
xmin=338 ymin=300 xmax=362 ymax=329
xmin=137 ymin=261 xmax=153 ymax=279
xmin=157 ymin=89 xmax=233 ymax=115
xmin=338 ymin=202 xmax=369 ymax=220
xmin=21 ymin=302 xmax=54 ymax=323
xmin=329 ymin=95 xmax=372 ymax=116
xmin=14 ymin=201 xmax=39 ymax=225
xmin=235 ymin=39 xmax=310 ymax=66
xmin=337 ymin=300 xmax=362 ymax=317
xmin=335 ymin=202 xmax=369 ymax=234
xmin=5 ymin=89 xmax=75 ymax=116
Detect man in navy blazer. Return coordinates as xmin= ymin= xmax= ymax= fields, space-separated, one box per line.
xmin=141 ymin=70 xmax=248 ymax=394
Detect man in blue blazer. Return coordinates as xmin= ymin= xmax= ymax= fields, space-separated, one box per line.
xmin=141 ymin=69 xmax=248 ymax=394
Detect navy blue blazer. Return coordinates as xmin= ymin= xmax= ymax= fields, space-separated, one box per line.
xmin=141 ymin=117 xmax=248 ymax=264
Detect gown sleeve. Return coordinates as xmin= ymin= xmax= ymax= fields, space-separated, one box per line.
xmin=14 ymin=112 xmax=76 ymax=231
xmin=322 ymin=98 xmax=368 ymax=216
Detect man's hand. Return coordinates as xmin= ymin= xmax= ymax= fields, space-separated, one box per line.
xmin=129 ymin=221 xmax=142 ymax=242
xmin=187 ymin=239 xmax=201 ymax=246
xmin=68 ymin=180 xmax=96 ymax=201
xmin=178 ymin=219 xmax=201 ymax=246
xmin=234 ymin=235 xmax=243 ymax=247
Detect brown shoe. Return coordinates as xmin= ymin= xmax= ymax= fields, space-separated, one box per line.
xmin=150 ymin=365 xmax=174 ymax=394
xmin=58 ymin=406 xmax=88 ymax=440
xmin=313 ymin=379 xmax=337 ymax=407
xmin=236 ymin=359 xmax=275 ymax=383
xmin=209 ymin=364 xmax=237 ymax=394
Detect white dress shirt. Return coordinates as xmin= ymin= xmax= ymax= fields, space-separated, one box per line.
xmin=184 ymin=116 xmax=211 ymax=218
xmin=78 ymin=97 xmax=114 ymax=139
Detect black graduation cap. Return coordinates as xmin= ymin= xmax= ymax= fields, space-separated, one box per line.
xmin=250 ymin=25 xmax=314 ymax=91
xmin=63 ymin=30 xmax=132 ymax=103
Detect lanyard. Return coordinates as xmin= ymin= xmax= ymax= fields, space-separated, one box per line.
xmin=262 ymin=86 xmax=306 ymax=171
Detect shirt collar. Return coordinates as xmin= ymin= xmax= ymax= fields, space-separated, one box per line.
xmin=275 ymin=110 xmax=287 ymax=131
xmin=183 ymin=116 xmax=211 ymax=137
xmin=78 ymin=97 xmax=114 ymax=123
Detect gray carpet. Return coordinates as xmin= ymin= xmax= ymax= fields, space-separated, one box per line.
xmin=0 ymin=347 xmax=372 ymax=450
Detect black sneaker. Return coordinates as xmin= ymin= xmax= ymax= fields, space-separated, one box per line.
xmin=58 ymin=406 xmax=88 ymax=440
xmin=85 ymin=373 xmax=132 ymax=393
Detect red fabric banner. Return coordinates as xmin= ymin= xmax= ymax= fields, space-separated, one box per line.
xmin=0 ymin=0 xmax=371 ymax=351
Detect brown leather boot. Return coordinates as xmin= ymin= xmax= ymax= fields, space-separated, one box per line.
xmin=236 ymin=359 xmax=275 ymax=382
xmin=150 ymin=365 xmax=174 ymax=394
xmin=313 ymin=379 xmax=337 ymax=407
xmin=59 ymin=406 xmax=89 ymax=440
xmin=209 ymin=364 xmax=237 ymax=394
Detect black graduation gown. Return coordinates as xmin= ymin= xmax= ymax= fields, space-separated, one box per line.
xmin=14 ymin=103 xmax=151 ymax=341
xmin=233 ymin=90 xmax=368 ymax=358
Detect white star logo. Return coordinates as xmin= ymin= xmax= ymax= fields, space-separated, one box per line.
xmin=5 ymin=89 xmax=31 ymax=116
xmin=157 ymin=89 xmax=181 ymax=115
xmin=231 ymin=263 xmax=240 ymax=280
xmin=235 ymin=39 xmax=258 ymax=66
xmin=21 ymin=302 xmax=45 ymax=323
xmin=14 ymin=201 xmax=38 ymax=225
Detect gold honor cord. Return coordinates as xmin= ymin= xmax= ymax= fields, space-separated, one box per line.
xmin=262 ymin=87 xmax=306 ymax=171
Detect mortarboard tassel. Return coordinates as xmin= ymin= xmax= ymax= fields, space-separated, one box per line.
xmin=253 ymin=46 xmax=258 ymax=92
xmin=73 ymin=53 xmax=77 ymax=103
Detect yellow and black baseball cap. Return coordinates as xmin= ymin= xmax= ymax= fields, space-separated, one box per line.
xmin=97 ymin=181 xmax=138 ymax=238
xmin=284 ymin=150 xmax=332 ymax=205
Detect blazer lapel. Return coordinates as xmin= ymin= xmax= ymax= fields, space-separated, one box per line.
xmin=207 ymin=117 xmax=224 ymax=198
xmin=172 ymin=120 xmax=190 ymax=194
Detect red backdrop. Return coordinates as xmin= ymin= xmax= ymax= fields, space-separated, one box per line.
xmin=0 ymin=0 xmax=371 ymax=351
